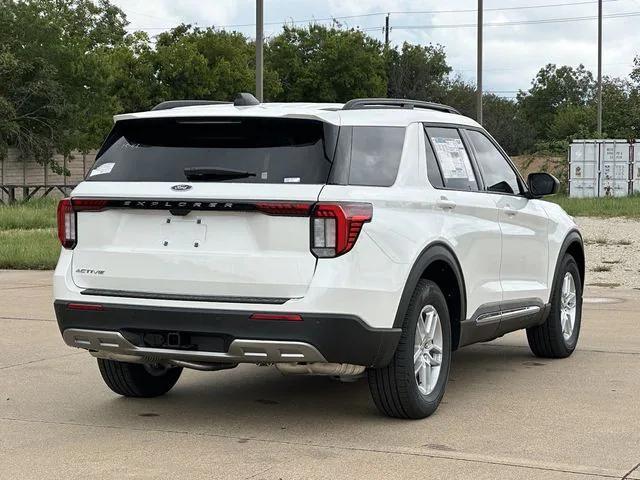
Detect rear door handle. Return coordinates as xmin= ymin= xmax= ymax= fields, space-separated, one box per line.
xmin=436 ymin=198 xmax=456 ymax=211
xmin=503 ymin=205 xmax=517 ymax=216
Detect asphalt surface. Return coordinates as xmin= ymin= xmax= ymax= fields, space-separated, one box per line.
xmin=1 ymin=270 xmax=639 ymax=480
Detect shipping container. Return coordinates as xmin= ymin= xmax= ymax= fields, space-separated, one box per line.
xmin=599 ymin=140 xmax=631 ymax=197
xmin=569 ymin=140 xmax=600 ymax=198
xmin=569 ymin=140 xmax=632 ymax=198
xmin=632 ymin=144 xmax=640 ymax=195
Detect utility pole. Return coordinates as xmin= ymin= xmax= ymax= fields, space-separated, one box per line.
xmin=597 ymin=0 xmax=603 ymax=136
xmin=256 ymin=0 xmax=264 ymax=102
xmin=384 ymin=14 xmax=390 ymax=48
xmin=477 ymin=0 xmax=483 ymax=124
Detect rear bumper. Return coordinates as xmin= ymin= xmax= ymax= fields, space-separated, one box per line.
xmin=54 ymin=301 xmax=401 ymax=367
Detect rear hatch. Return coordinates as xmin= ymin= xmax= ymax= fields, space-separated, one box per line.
xmin=70 ymin=116 xmax=339 ymax=301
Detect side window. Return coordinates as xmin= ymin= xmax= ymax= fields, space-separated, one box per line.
xmin=426 ymin=127 xmax=478 ymax=191
xmin=466 ymin=130 xmax=521 ymax=195
xmin=424 ymin=130 xmax=444 ymax=188
xmin=348 ymin=126 xmax=405 ymax=187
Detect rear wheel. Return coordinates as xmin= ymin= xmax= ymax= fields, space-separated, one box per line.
xmin=97 ymin=359 xmax=182 ymax=397
xmin=368 ymin=279 xmax=452 ymax=419
xmin=527 ymin=253 xmax=582 ymax=358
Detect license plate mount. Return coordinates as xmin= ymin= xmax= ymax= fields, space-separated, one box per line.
xmin=160 ymin=217 xmax=207 ymax=248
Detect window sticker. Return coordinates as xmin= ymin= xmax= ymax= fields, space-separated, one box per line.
xmin=89 ymin=162 xmax=115 ymax=177
xmin=430 ymin=137 xmax=475 ymax=181
xmin=284 ymin=177 xmax=301 ymax=183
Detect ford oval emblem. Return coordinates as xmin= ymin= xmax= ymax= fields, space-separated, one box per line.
xmin=171 ymin=184 xmax=192 ymax=192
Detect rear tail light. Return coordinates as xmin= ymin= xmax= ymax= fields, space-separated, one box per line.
xmin=310 ymin=203 xmax=372 ymax=258
xmin=57 ymin=198 xmax=109 ymax=249
xmin=57 ymin=198 xmax=76 ymax=249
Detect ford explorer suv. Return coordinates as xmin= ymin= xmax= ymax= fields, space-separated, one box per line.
xmin=54 ymin=95 xmax=584 ymax=419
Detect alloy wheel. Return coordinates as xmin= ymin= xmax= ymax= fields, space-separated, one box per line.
xmin=414 ymin=305 xmax=443 ymax=395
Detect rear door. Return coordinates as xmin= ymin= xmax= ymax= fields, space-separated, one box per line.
xmin=71 ymin=116 xmax=338 ymax=301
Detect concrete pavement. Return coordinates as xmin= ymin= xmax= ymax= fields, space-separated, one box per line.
xmin=1 ymin=270 xmax=639 ymax=479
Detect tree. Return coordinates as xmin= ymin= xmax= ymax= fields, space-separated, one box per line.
xmin=483 ymin=95 xmax=536 ymax=155
xmin=433 ymin=79 xmax=534 ymax=155
xmin=386 ymin=42 xmax=451 ymax=100
xmin=102 ymin=31 xmax=163 ymax=115
xmin=517 ymin=64 xmax=595 ymax=140
xmin=631 ymin=55 xmax=640 ymax=86
xmin=4 ymin=3 xmax=640 ymax=168
xmin=437 ymin=78 xmax=476 ymax=118
xmin=153 ymin=25 xmax=282 ymax=102
xmin=547 ymin=104 xmax=596 ymax=141
xmin=600 ymin=77 xmax=640 ymax=140
xmin=267 ymin=25 xmax=387 ymax=102
xmin=0 ymin=0 xmax=128 ymax=169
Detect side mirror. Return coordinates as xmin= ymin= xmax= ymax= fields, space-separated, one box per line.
xmin=527 ymin=172 xmax=559 ymax=198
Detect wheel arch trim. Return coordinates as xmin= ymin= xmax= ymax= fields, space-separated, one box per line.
xmin=552 ymin=229 xmax=585 ymax=293
xmin=393 ymin=242 xmax=467 ymax=336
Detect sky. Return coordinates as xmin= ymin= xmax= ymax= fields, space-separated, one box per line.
xmin=110 ymin=0 xmax=640 ymax=98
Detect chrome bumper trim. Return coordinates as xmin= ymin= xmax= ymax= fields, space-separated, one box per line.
xmin=62 ymin=328 xmax=327 ymax=364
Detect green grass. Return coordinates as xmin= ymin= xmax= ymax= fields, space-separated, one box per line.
xmin=548 ymin=195 xmax=640 ymax=218
xmin=0 ymin=228 xmax=59 ymax=270
xmin=0 ymin=197 xmax=58 ymax=230
xmin=0 ymin=198 xmax=59 ymax=269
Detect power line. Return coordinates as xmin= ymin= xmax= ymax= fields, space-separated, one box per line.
xmin=456 ymin=62 xmax=634 ymax=71
xmin=123 ymin=0 xmax=626 ymax=31
xmin=390 ymin=0 xmax=622 ymax=15
xmin=381 ymin=10 xmax=640 ymax=31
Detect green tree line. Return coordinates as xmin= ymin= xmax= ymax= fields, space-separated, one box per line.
xmin=2 ymin=0 xmax=640 ymax=172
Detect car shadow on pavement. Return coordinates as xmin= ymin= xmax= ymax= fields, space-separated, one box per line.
xmin=76 ymin=343 xmax=540 ymax=427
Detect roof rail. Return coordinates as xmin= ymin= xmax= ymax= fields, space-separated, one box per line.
xmin=342 ymin=98 xmax=460 ymax=115
xmin=151 ymin=100 xmax=231 ymax=111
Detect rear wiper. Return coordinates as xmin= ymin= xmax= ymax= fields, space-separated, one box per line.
xmin=184 ymin=167 xmax=256 ymax=181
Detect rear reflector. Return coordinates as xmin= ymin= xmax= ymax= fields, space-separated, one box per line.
xmin=250 ymin=313 xmax=303 ymax=321
xmin=67 ymin=303 xmax=104 ymax=311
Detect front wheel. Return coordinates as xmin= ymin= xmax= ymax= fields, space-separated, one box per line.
xmin=368 ymin=279 xmax=452 ymax=419
xmin=97 ymin=359 xmax=182 ymax=398
xmin=527 ymin=253 xmax=582 ymax=358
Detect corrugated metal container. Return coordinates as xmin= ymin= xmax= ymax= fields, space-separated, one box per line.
xmin=599 ymin=140 xmax=631 ymax=197
xmin=569 ymin=140 xmax=600 ymax=198
xmin=569 ymin=140 xmax=632 ymax=198
xmin=632 ymin=144 xmax=640 ymax=195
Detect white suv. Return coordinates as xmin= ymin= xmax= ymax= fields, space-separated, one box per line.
xmin=54 ymin=95 xmax=584 ymax=419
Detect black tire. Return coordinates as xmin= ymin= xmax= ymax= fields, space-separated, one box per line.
xmin=368 ymin=279 xmax=452 ymax=419
xmin=97 ymin=359 xmax=182 ymax=398
xmin=527 ymin=253 xmax=582 ymax=358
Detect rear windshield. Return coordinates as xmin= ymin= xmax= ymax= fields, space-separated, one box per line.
xmin=87 ymin=117 xmax=338 ymax=184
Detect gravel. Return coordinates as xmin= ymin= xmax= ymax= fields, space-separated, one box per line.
xmin=576 ymin=217 xmax=640 ymax=289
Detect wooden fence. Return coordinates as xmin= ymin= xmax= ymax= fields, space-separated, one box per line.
xmin=0 ymin=149 xmax=97 ymax=203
